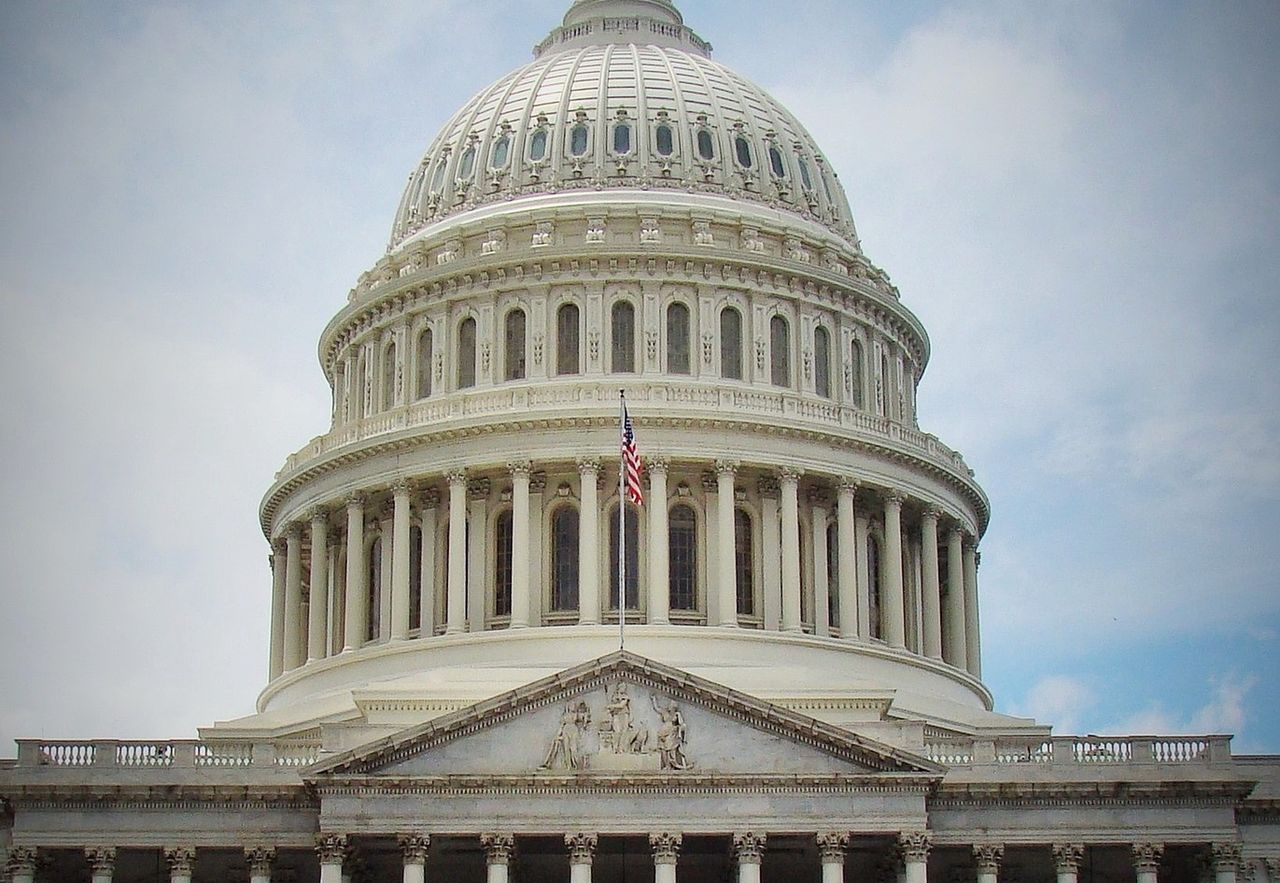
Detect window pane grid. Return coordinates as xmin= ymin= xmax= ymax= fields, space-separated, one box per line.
xmin=669 ymin=506 xmax=697 ymax=610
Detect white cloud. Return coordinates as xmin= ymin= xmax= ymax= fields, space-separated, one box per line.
xmin=1105 ymin=674 xmax=1257 ymax=739
xmin=1009 ymin=675 xmax=1095 ymax=734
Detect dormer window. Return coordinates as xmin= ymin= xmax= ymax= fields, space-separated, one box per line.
xmin=734 ymin=135 xmax=753 ymax=169
xmin=430 ymin=154 xmax=450 ymax=193
xmin=768 ymin=145 xmax=786 ymax=179
xmin=696 ymin=129 xmax=715 ymax=161
xmin=570 ymin=123 xmax=590 ymax=157
xmin=656 ymin=123 xmax=674 ymax=157
xmin=490 ymin=134 xmax=511 ymax=170
xmin=529 ymin=128 xmax=549 ymax=162
xmin=613 ymin=122 xmax=632 ymax=155
xmin=458 ymin=145 xmax=477 ymax=180
xmin=798 ymin=156 xmax=814 ymax=191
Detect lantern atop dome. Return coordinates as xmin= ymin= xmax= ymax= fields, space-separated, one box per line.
xmin=537 ymin=0 xmax=710 ymax=58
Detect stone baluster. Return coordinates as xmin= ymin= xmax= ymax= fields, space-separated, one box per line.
xmin=8 ymin=847 xmax=38 ymax=883
xmin=577 ymin=460 xmax=601 ymax=625
xmin=446 ymin=471 xmax=468 ymax=634
xmin=1214 ymin=844 xmax=1244 ymax=883
xmin=283 ymin=523 xmax=305 ymax=669
xmin=919 ymin=507 xmax=942 ymax=659
xmin=835 ymin=480 xmax=858 ymax=638
xmin=733 ymin=832 xmax=767 ymax=883
xmin=390 ymin=482 xmax=412 ymax=640
xmin=165 ymin=848 xmax=195 ymax=883
xmin=716 ymin=460 xmax=740 ymax=627
xmin=650 ymin=833 xmax=682 ymax=883
xmin=317 ymin=834 xmax=348 ymax=883
xmin=419 ymin=489 xmax=440 ymax=634
xmin=779 ymin=470 xmax=803 ymax=632
xmin=399 ymin=835 xmax=429 ymax=883
xmin=1054 ymin=844 xmax=1084 ymax=883
xmin=963 ymin=539 xmax=981 ymax=676
xmin=882 ymin=491 xmax=906 ymax=647
xmin=647 ymin=460 xmax=671 ymax=625
xmin=344 ymin=495 xmax=367 ymax=650
xmin=269 ymin=542 xmax=286 ymax=678
xmin=466 ymin=478 xmax=491 ymax=632
xmin=943 ymin=526 xmax=966 ymax=667
xmin=566 ymin=833 xmax=597 ymax=883
xmin=509 ymin=462 xmax=532 ymax=628
xmin=308 ymin=509 xmax=330 ymax=661
xmin=810 ymin=488 xmax=831 ymax=635
xmin=1132 ymin=843 xmax=1163 ymax=883
xmin=482 ymin=833 xmax=514 ymax=883
xmin=899 ymin=832 xmax=929 ymax=883
xmin=86 ymin=847 xmax=116 ymax=883
xmin=245 ymin=847 xmax=275 ymax=883
xmin=818 ymin=832 xmax=849 ymax=883
xmin=973 ymin=844 xmax=1003 ymax=883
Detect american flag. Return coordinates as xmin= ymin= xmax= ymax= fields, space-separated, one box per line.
xmin=622 ymin=403 xmax=644 ymax=506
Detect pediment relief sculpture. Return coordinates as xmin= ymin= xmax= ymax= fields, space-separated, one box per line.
xmin=540 ymin=683 xmax=692 ymax=773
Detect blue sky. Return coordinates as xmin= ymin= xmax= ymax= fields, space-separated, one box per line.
xmin=0 ymin=0 xmax=1276 ymax=753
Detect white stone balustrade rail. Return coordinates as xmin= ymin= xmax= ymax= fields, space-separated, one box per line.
xmin=923 ymin=735 xmax=1232 ymax=767
xmin=15 ymin=738 xmax=322 ymax=770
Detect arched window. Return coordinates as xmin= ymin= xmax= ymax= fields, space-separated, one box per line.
xmin=367 ymin=536 xmax=383 ymax=643
xmin=770 ymin=315 xmax=791 ymax=387
xmin=353 ymin=352 xmax=367 ymax=420
xmin=880 ymin=352 xmax=892 ymax=417
xmin=550 ymin=506 xmax=579 ymax=612
xmin=529 ymin=128 xmax=548 ymax=162
xmin=849 ymin=338 xmax=864 ymax=409
xmin=798 ymin=156 xmax=814 ymax=191
xmin=735 ymin=509 xmax=755 ymax=616
xmin=611 ymin=301 xmax=636 ymax=373
xmin=457 ymin=317 xmax=477 ymax=389
xmin=416 ymin=328 xmax=433 ymax=400
xmin=609 ymin=504 xmax=640 ymax=610
xmin=666 ymin=303 xmax=691 ymax=375
xmin=720 ymin=308 xmax=743 ymax=380
xmin=494 ymin=510 xmax=513 ymax=617
xmin=430 ymin=158 xmax=449 ymax=193
xmin=570 ymin=124 xmax=589 ymax=157
xmin=409 ymin=525 xmax=423 ymax=631
xmin=490 ymin=135 xmax=511 ymax=170
xmin=381 ymin=343 xmax=397 ymax=411
xmin=867 ymin=534 xmax=882 ymax=639
xmin=768 ymin=145 xmax=786 ymax=178
xmin=826 ymin=521 xmax=839 ymax=628
xmin=655 ymin=124 xmax=675 ymax=157
xmin=458 ymin=146 xmax=477 ymax=181
xmin=505 ymin=309 xmax=526 ymax=381
xmin=814 ymin=326 xmax=831 ymax=398
xmin=734 ymin=135 xmax=753 ymax=169
xmin=333 ymin=364 xmax=345 ymax=423
xmin=696 ymin=129 xmax=715 ymax=161
xmin=613 ymin=123 xmax=632 ymax=155
xmin=557 ymin=303 xmax=580 ymax=376
xmin=669 ymin=504 xmax=697 ymax=611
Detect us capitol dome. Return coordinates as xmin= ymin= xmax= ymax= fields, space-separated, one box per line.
xmin=3 ymin=2 xmax=1276 ymax=882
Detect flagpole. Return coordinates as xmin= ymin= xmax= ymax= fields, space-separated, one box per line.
xmin=618 ymin=389 xmax=626 ymax=651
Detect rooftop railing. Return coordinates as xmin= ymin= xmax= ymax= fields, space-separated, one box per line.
xmin=923 ymin=735 xmax=1231 ymax=767
xmin=14 ymin=737 xmax=323 ymax=770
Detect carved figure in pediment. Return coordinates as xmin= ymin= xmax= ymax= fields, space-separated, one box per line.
xmin=651 ymin=695 xmax=691 ymax=770
xmin=601 ymin=683 xmax=650 ymax=754
xmin=541 ymin=701 xmax=592 ymax=771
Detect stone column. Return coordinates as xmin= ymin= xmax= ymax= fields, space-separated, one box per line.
xmin=566 ymin=833 xmax=597 ymax=883
xmin=343 ymin=495 xmax=366 ymax=650
xmin=577 ymin=460 xmax=601 ymax=625
xmin=716 ymin=460 xmax=740 ymax=627
xmin=1053 ymin=844 xmax=1083 ymax=883
xmin=759 ymin=476 xmax=782 ymax=631
xmin=882 ymin=491 xmax=906 ymax=647
xmin=8 ymin=847 xmax=37 ymax=883
xmin=308 ymin=509 xmax=330 ymax=661
xmin=811 ymin=489 xmax=831 ymax=636
xmin=900 ymin=833 xmax=929 ymax=883
xmin=419 ymin=490 xmax=439 ymax=635
xmin=399 ymin=835 xmax=429 ymax=883
xmin=446 ymin=470 xmax=468 ymax=634
xmin=245 ymin=847 xmax=275 ymax=883
xmin=467 ymin=478 xmax=490 ymax=632
xmin=854 ymin=505 xmax=871 ymax=637
xmin=510 ymin=463 xmax=532 ymax=628
xmin=974 ymin=844 xmax=1003 ymax=883
xmin=650 ymin=833 xmax=682 ymax=883
xmin=818 ymin=833 xmax=849 ymax=883
xmin=269 ymin=543 xmax=286 ymax=678
xmin=482 ymin=833 xmax=514 ymax=883
xmin=317 ymin=834 xmax=347 ymax=883
xmin=733 ymin=833 xmax=766 ymax=883
xmin=836 ymin=480 xmax=858 ymax=638
xmin=943 ymin=526 xmax=966 ymax=667
xmin=919 ymin=507 xmax=942 ymax=659
xmin=963 ymin=539 xmax=982 ymax=676
xmin=165 ymin=848 xmax=195 ymax=883
xmin=647 ymin=460 xmax=670 ymax=625
xmin=1132 ymin=843 xmax=1163 ymax=883
xmin=283 ymin=523 xmax=304 ymax=670
xmin=86 ymin=848 xmax=116 ymax=883
xmin=1213 ymin=844 xmax=1243 ymax=883
xmin=779 ymin=469 xmax=803 ymax=632
xmin=390 ymin=482 xmax=412 ymax=640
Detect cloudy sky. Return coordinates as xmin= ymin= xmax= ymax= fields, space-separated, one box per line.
xmin=0 ymin=0 xmax=1276 ymax=754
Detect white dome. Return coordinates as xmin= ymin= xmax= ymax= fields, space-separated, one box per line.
xmin=390 ymin=2 xmax=860 ymax=252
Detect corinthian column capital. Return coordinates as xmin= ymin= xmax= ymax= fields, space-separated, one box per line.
xmin=1053 ymin=844 xmax=1084 ymax=874
xmin=164 ymin=848 xmax=195 ymax=876
xmin=649 ymin=832 xmax=682 ymax=865
xmin=315 ymin=833 xmax=348 ymax=864
xmin=973 ymin=844 xmax=1004 ymax=874
xmin=565 ymin=832 xmax=598 ymax=864
xmin=399 ymin=834 xmax=430 ymax=864
xmin=85 ymin=848 xmax=116 ymax=874
xmin=1132 ymin=843 xmax=1164 ymax=873
xmin=244 ymin=847 xmax=276 ymax=877
xmin=481 ymin=833 xmax=513 ymax=865
xmin=1212 ymin=844 xmax=1243 ymax=873
xmin=733 ymin=832 xmax=766 ymax=865
xmin=898 ymin=832 xmax=930 ymax=863
xmin=817 ymin=832 xmax=850 ymax=863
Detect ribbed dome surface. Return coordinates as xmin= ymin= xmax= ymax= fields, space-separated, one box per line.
xmin=389 ymin=38 xmax=860 ymax=252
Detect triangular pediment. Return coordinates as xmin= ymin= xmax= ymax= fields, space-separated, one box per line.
xmin=306 ymin=652 xmax=941 ymax=780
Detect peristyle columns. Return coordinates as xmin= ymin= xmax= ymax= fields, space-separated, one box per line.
xmin=647 ymin=460 xmax=671 ymax=625
xmin=716 ymin=460 xmax=739 ymax=627
xmin=8 ymin=847 xmax=37 ymax=883
xmin=974 ymin=844 xmax=1003 ymax=883
xmin=509 ymin=463 xmax=532 ymax=628
xmin=1132 ymin=843 xmax=1163 ymax=883
xmin=308 ymin=509 xmax=329 ymax=661
xmin=943 ymin=526 xmax=966 ymax=667
xmin=919 ymin=507 xmax=942 ymax=659
xmin=1213 ymin=843 xmax=1243 ymax=883
xmin=400 ymin=834 xmax=429 ymax=883
xmin=343 ymin=495 xmax=366 ymax=650
xmin=963 ymin=539 xmax=981 ymax=676
xmin=650 ymin=833 xmax=682 ymax=883
xmin=446 ymin=470 xmax=468 ymax=634
xmin=566 ymin=833 xmax=597 ymax=883
xmin=86 ymin=847 xmax=116 ymax=883
xmin=268 ymin=542 xmax=286 ymax=678
xmin=882 ymin=491 xmax=906 ymax=647
xmin=817 ymin=832 xmax=849 ymax=883
xmin=577 ymin=460 xmax=601 ymax=625
xmin=899 ymin=832 xmax=929 ymax=883
xmin=733 ymin=832 xmax=766 ymax=883
xmin=810 ymin=489 xmax=831 ymax=635
xmin=779 ymin=469 xmax=802 ymax=632
xmin=245 ymin=847 xmax=276 ymax=883
xmin=390 ymin=482 xmax=412 ymax=640
xmin=482 ymin=833 xmax=514 ymax=883
xmin=835 ymin=480 xmax=858 ymax=638
xmin=283 ymin=524 xmax=304 ymax=669
xmin=1054 ymin=844 xmax=1083 ymax=883
xmin=317 ymin=834 xmax=347 ymax=883
xmin=165 ymin=848 xmax=195 ymax=883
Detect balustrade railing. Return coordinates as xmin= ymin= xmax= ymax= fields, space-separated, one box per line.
xmin=17 ymin=737 xmax=322 ymax=770
xmin=921 ymin=734 xmax=1229 ymax=768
